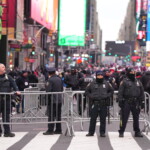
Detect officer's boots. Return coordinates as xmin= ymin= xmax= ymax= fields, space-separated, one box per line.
xmin=135 ymin=132 xmax=143 ymax=137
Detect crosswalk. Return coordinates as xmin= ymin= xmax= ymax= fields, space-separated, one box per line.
xmin=0 ymin=131 xmax=150 ymax=150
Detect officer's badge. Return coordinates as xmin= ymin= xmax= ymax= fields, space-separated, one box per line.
xmin=46 ymin=82 xmax=49 ymax=86
xmin=103 ymin=84 xmax=106 ymax=88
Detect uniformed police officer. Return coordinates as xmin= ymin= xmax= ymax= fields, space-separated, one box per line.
xmin=118 ymin=68 xmax=144 ymax=137
xmin=85 ymin=70 xmax=114 ymax=137
xmin=43 ymin=67 xmax=63 ymax=135
xmin=78 ymin=70 xmax=94 ymax=115
xmin=0 ymin=63 xmax=20 ymax=137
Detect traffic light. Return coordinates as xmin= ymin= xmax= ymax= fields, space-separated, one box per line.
xmin=108 ymin=53 xmax=111 ymax=56
xmin=31 ymin=46 xmax=35 ymax=55
xmin=50 ymin=50 xmax=54 ymax=57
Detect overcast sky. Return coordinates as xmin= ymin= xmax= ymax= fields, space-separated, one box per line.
xmin=96 ymin=0 xmax=130 ymax=49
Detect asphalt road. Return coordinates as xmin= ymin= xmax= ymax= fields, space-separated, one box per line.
xmin=0 ymin=119 xmax=150 ymax=150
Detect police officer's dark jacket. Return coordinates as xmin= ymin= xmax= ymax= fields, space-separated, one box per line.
xmin=46 ymin=74 xmax=63 ymax=103
xmin=85 ymin=79 xmax=114 ymax=101
xmin=0 ymin=74 xmax=19 ymax=92
xmin=118 ymin=78 xmax=145 ymax=101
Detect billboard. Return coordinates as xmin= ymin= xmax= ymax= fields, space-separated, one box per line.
xmin=2 ymin=0 xmax=17 ymax=39
xmin=58 ymin=0 xmax=87 ymax=46
xmin=105 ymin=41 xmax=135 ymax=57
xmin=147 ymin=0 xmax=150 ymax=41
xmin=31 ymin=0 xmax=58 ymax=30
xmin=16 ymin=0 xmax=24 ymax=41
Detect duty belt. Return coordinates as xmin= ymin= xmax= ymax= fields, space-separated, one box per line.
xmin=94 ymin=99 xmax=107 ymax=105
xmin=126 ymin=97 xmax=138 ymax=103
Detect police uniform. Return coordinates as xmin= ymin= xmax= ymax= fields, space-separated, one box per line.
xmin=0 ymin=73 xmax=19 ymax=137
xmin=43 ymin=67 xmax=63 ymax=135
xmin=85 ymin=71 xmax=114 ymax=137
xmin=118 ymin=68 xmax=144 ymax=137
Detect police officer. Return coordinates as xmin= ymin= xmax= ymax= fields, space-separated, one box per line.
xmin=78 ymin=70 xmax=94 ymax=115
xmin=43 ymin=67 xmax=63 ymax=135
xmin=118 ymin=68 xmax=144 ymax=137
xmin=0 ymin=63 xmax=20 ymax=137
xmin=85 ymin=70 xmax=114 ymax=137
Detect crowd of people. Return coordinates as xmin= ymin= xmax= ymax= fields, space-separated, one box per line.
xmin=0 ymin=63 xmax=150 ymax=137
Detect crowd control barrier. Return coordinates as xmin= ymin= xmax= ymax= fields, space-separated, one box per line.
xmin=0 ymin=90 xmax=149 ymax=136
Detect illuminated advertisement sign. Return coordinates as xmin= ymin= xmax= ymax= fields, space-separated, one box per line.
xmin=31 ymin=0 xmax=58 ymax=30
xmin=136 ymin=0 xmax=141 ymax=35
xmin=147 ymin=0 xmax=150 ymax=41
xmin=2 ymin=0 xmax=16 ymax=39
xmin=58 ymin=0 xmax=87 ymax=46
xmin=142 ymin=0 xmax=148 ymax=12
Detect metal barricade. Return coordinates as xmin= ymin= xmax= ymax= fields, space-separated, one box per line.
xmin=67 ymin=90 xmax=150 ymax=136
xmin=0 ymin=91 xmax=72 ymax=136
xmin=29 ymin=83 xmax=46 ymax=91
xmin=141 ymin=92 xmax=150 ymax=134
xmin=0 ymin=90 xmax=150 ymax=136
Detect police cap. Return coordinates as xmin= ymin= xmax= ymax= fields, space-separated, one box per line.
xmin=96 ymin=70 xmax=104 ymax=76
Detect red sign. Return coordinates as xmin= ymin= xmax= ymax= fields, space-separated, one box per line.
xmin=31 ymin=0 xmax=58 ymax=30
xmin=2 ymin=0 xmax=16 ymax=28
xmin=10 ymin=44 xmax=21 ymax=49
xmin=132 ymin=56 xmax=141 ymax=61
xmin=29 ymin=59 xmax=35 ymax=63
xmin=137 ymin=31 xmax=145 ymax=39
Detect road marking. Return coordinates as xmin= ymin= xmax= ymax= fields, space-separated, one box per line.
xmin=67 ymin=132 xmax=99 ymax=150
xmin=0 ymin=132 xmax=27 ymax=150
xmin=143 ymin=132 xmax=150 ymax=140
xmin=108 ymin=132 xmax=142 ymax=150
xmin=21 ymin=132 xmax=60 ymax=150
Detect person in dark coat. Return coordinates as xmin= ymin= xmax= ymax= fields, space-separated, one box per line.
xmin=85 ymin=70 xmax=114 ymax=137
xmin=118 ymin=68 xmax=144 ymax=138
xmin=64 ymin=67 xmax=81 ymax=90
xmin=0 ymin=63 xmax=20 ymax=137
xmin=78 ymin=70 xmax=94 ymax=115
xmin=15 ymin=70 xmax=29 ymax=113
xmin=141 ymin=71 xmax=150 ymax=93
xmin=43 ymin=67 xmax=63 ymax=135
xmin=16 ymin=70 xmax=29 ymax=91
xmin=28 ymin=71 xmax=38 ymax=86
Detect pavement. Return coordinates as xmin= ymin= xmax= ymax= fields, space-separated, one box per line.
xmin=0 ymin=120 xmax=150 ymax=150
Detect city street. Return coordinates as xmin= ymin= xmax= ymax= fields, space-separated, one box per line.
xmin=1 ymin=121 xmax=150 ymax=150
xmin=0 ymin=0 xmax=150 ymax=150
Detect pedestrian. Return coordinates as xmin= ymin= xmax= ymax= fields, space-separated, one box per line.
xmin=78 ymin=70 xmax=94 ymax=115
xmin=85 ymin=70 xmax=114 ymax=137
xmin=64 ymin=66 xmax=82 ymax=90
xmin=118 ymin=68 xmax=144 ymax=137
xmin=0 ymin=63 xmax=20 ymax=137
xmin=43 ymin=67 xmax=63 ymax=135
xmin=16 ymin=70 xmax=29 ymax=113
